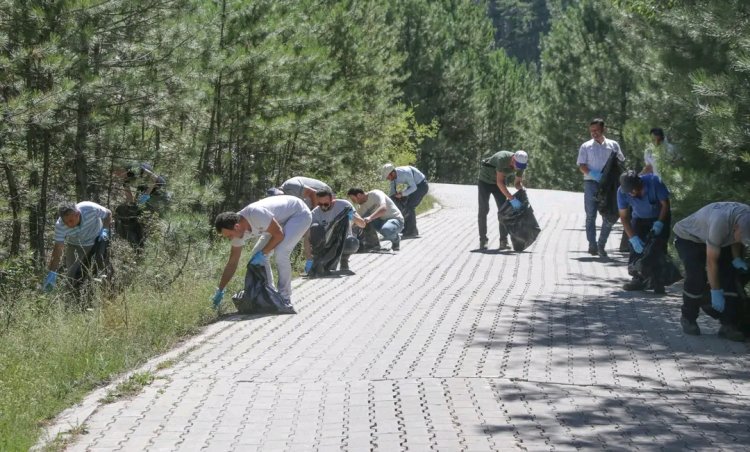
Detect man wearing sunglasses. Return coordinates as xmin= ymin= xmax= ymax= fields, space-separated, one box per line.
xmin=308 ymin=189 xmax=359 ymax=275
xmin=617 ymin=170 xmax=671 ymax=294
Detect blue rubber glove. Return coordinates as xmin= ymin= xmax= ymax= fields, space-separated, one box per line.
xmin=588 ymin=170 xmax=602 ymax=182
xmin=99 ymin=228 xmax=110 ymax=241
xmin=651 ymin=220 xmax=664 ymax=235
xmin=710 ymin=289 xmax=725 ymax=313
xmin=304 ymin=259 xmax=313 ymax=273
xmin=137 ymin=193 xmax=151 ymax=205
xmin=347 ymin=209 xmax=354 ymax=221
xmin=250 ymin=251 xmax=266 ymax=266
xmin=629 ymin=236 xmax=645 ymax=254
xmin=509 ymin=198 xmax=522 ymax=210
xmin=732 ymin=257 xmax=749 ymax=272
xmin=211 ymin=288 xmax=224 ymax=308
xmin=43 ymin=271 xmax=57 ymax=292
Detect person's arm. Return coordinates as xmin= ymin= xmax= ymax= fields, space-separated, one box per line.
xmin=353 ymin=212 xmax=366 ymax=228
xmin=102 ymin=209 xmax=112 ymax=229
xmin=495 ymin=171 xmax=513 ymax=200
xmin=140 ymin=167 xmax=161 ymax=195
xmin=123 ymin=186 xmax=135 ymax=203
xmin=261 ymin=218 xmax=285 ymax=254
xmin=658 ymin=199 xmax=669 ymax=222
xmin=218 ymin=246 xmax=242 ymax=290
xmin=302 ymin=187 xmax=318 ymax=208
xmin=400 ymin=171 xmax=417 ymax=197
xmin=389 ymin=179 xmax=397 ymax=197
xmin=619 ymin=209 xmax=636 ymax=238
xmin=577 ymin=145 xmax=589 ymax=175
xmin=47 ymin=242 xmax=65 ymax=272
xmin=364 ymin=204 xmax=387 ymax=223
xmin=706 ymin=245 xmax=722 ymax=290
xmin=731 ymin=242 xmax=743 ymax=260
xmin=514 ymin=173 xmax=524 ymax=191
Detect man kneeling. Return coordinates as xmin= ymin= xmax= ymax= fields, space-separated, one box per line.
xmin=308 ymin=189 xmax=359 ymax=277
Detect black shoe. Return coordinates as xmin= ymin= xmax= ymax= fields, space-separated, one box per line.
xmin=402 ymin=233 xmax=420 ymax=239
xmin=597 ymin=245 xmax=608 ymax=258
xmin=479 ymin=238 xmax=488 ymax=250
xmin=498 ymin=241 xmax=510 ymax=251
xmin=391 ymin=241 xmax=400 ymax=251
xmin=718 ymin=324 xmax=745 ymax=342
xmin=587 ymin=245 xmax=599 ymax=256
xmin=653 ymin=285 xmax=666 ymax=295
xmin=339 ymin=262 xmax=350 ymax=272
xmin=623 ymin=279 xmax=646 ymax=291
xmin=680 ymin=317 xmax=700 ymax=336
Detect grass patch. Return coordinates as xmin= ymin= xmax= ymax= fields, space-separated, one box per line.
xmin=99 ymin=371 xmax=156 ymax=404
xmin=416 ymin=193 xmax=439 ymax=215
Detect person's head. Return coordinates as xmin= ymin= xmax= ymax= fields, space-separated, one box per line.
xmin=650 ymin=127 xmax=665 ymax=145
xmin=266 ymin=187 xmax=284 ymax=196
xmin=619 ymin=170 xmax=643 ymax=197
xmin=735 ymin=214 xmax=750 ymax=248
xmin=316 ymin=188 xmax=334 ymax=211
xmin=347 ymin=187 xmax=367 ymax=204
xmin=57 ymin=203 xmax=80 ymax=228
xmin=214 ymin=212 xmax=245 ymax=239
xmin=589 ymin=118 xmax=606 ymax=143
xmin=381 ymin=163 xmax=396 ymax=181
xmin=512 ymin=150 xmax=528 ymax=170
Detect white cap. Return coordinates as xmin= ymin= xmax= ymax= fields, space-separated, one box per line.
xmin=381 ymin=163 xmax=395 ymax=180
xmin=513 ymin=150 xmax=528 ymax=169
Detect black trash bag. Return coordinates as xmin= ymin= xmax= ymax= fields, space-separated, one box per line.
xmin=628 ymin=233 xmax=682 ymax=287
xmin=353 ymin=223 xmax=382 ymax=252
xmin=497 ymin=190 xmax=542 ymax=252
xmin=115 ymin=203 xmax=146 ymax=249
xmin=308 ymin=207 xmax=351 ymax=277
xmin=596 ymin=152 xmax=625 ymax=224
xmin=232 ymin=262 xmax=295 ymax=315
xmin=700 ymin=260 xmax=750 ymax=322
xmin=68 ymin=236 xmax=113 ymax=292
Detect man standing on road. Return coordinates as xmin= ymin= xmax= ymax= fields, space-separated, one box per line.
xmin=577 ymin=118 xmax=625 ymax=258
xmin=673 ymin=202 xmax=750 ymax=341
xmin=274 ymin=176 xmax=332 ymax=273
xmin=382 ymin=163 xmax=428 ymax=238
xmin=43 ymin=202 xmax=112 ymax=291
xmin=212 ymin=195 xmax=312 ymax=309
xmin=477 ymin=150 xmax=528 ymax=250
xmin=309 ymin=189 xmax=358 ymax=275
xmin=347 ymin=188 xmax=404 ymax=251
xmin=617 ymin=170 xmax=671 ymax=293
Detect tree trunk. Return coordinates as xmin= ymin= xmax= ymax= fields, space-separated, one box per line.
xmin=1 ymin=159 xmax=21 ymax=256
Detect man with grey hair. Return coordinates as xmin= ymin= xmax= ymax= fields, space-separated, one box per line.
xmin=381 ymin=163 xmax=428 ymax=238
xmin=673 ymin=202 xmax=750 ymax=341
xmin=43 ymin=202 xmax=112 ymax=291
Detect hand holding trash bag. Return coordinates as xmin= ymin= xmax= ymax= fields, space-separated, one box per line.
xmin=629 ymin=236 xmax=645 ymax=254
xmin=710 ymin=289 xmax=725 ymax=312
xmin=43 ymin=271 xmax=57 ymax=292
xmin=732 ymin=257 xmax=748 ymax=273
xmin=509 ymin=198 xmax=522 ymax=210
xmin=211 ymin=288 xmax=224 ymax=308
xmin=250 ymin=252 xmax=266 ymax=266
xmin=651 ymin=220 xmax=664 ymax=235
xmin=588 ymin=170 xmax=602 ymax=182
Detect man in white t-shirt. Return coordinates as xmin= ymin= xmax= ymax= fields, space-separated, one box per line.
xmin=347 ymin=187 xmax=404 ymax=251
xmin=309 ymin=189 xmax=358 ymax=274
xmin=211 ymin=195 xmax=312 ymax=307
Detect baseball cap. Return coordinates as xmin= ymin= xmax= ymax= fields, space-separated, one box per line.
xmin=513 ymin=150 xmax=528 ymax=170
xmin=381 ymin=163 xmax=395 ymax=180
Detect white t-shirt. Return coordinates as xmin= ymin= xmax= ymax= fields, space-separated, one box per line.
xmin=356 ymin=190 xmax=404 ymax=222
xmin=54 ymin=201 xmax=109 ymax=247
xmin=576 ymin=137 xmax=624 ymax=180
xmin=231 ymin=195 xmax=309 ymax=247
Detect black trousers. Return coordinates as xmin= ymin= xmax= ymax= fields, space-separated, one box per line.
xmin=477 ymin=180 xmax=508 ymax=242
xmin=628 ymin=216 xmax=670 ymax=283
xmin=401 ymin=181 xmax=429 ymax=236
xmin=674 ymin=237 xmax=737 ymax=325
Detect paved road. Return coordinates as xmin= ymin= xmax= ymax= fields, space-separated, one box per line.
xmin=55 ymin=183 xmax=750 ymax=451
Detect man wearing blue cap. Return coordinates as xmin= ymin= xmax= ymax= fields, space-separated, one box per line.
xmin=477 ymin=150 xmax=528 ymax=250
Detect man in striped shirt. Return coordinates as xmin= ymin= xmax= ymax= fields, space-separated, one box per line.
xmin=43 ymin=202 xmax=112 ymax=291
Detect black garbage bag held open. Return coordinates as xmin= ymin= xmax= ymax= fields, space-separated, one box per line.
xmin=308 ymin=208 xmax=351 ymax=277
xmin=628 ymin=232 xmax=682 ymax=288
xmin=497 ymin=190 xmax=542 ymax=252
xmin=232 ymin=262 xmax=295 ymax=315
xmin=596 ymin=151 xmax=625 ymax=224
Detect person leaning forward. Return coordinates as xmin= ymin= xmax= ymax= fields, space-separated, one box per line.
xmin=617 ymin=170 xmax=671 ymax=294
xmin=477 ymin=150 xmax=528 ymax=250
xmin=382 ymin=163 xmax=428 ymax=238
xmin=673 ymin=202 xmax=750 ymax=341
xmin=309 ymin=189 xmax=358 ymax=275
xmin=347 ymin=188 xmax=404 ymax=252
xmin=576 ymin=118 xmax=625 ymax=258
xmin=212 ymin=195 xmax=312 ymax=308
xmin=43 ymin=202 xmax=112 ymax=291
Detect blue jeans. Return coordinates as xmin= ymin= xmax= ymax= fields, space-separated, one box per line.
xmin=584 ymin=180 xmax=614 ymax=248
xmin=371 ymin=218 xmax=403 ymax=245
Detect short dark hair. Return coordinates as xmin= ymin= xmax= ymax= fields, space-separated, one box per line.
xmin=650 ymin=127 xmax=664 ymax=138
xmin=619 ymin=170 xmax=642 ymax=193
xmin=590 ymin=118 xmax=605 ymax=127
xmin=57 ymin=202 xmax=78 ymax=218
xmin=214 ymin=212 xmax=241 ymax=232
xmin=316 ymin=188 xmax=334 ymax=198
xmin=347 ymin=188 xmax=365 ymax=197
